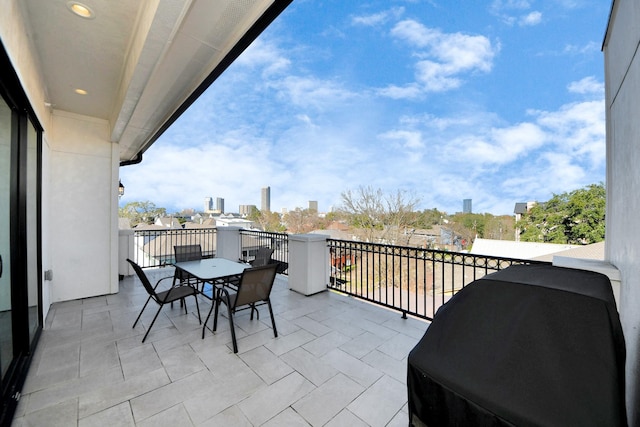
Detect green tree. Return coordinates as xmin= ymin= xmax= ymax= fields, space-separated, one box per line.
xmin=414 ymin=208 xmax=445 ymax=228
xmin=119 ymin=201 xmax=166 ymax=227
xmin=517 ymin=183 xmax=605 ymax=244
xmin=248 ymin=207 xmax=285 ymax=232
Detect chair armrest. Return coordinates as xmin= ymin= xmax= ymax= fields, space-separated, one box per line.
xmin=153 ymin=275 xmax=175 ymax=290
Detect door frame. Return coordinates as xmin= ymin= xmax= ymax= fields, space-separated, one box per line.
xmin=0 ymin=42 xmax=43 ymax=426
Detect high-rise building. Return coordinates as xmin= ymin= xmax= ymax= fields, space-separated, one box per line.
xmin=204 ymin=197 xmax=213 ymax=213
xmin=216 ymin=197 xmax=224 ymax=213
xmin=463 ymin=199 xmax=472 ymax=214
xmin=239 ymin=204 xmax=257 ymax=216
xmin=261 ymin=186 xmax=271 ymax=212
xmin=309 ymin=200 xmax=318 ymax=212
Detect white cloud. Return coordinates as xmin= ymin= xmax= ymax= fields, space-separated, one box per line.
xmin=377 ymin=83 xmax=423 ymax=99
xmin=453 ymin=122 xmax=546 ymax=165
xmin=236 ymin=38 xmax=291 ymax=77
xmin=384 ymin=20 xmax=498 ymax=96
xmin=490 ymin=1 xmax=543 ymax=27
xmin=520 ymin=11 xmax=542 ymax=26
xmin=567 ymin=76 xmax=604 ymax=96
xmin=390 ymin=19 xmax=441 ymax=47
xmin=539 ymin=152 xmax=586 ymax=189
xmin=532 ymin=99 xmax=605 ymax=165
xmin=269 ymin=75 xmax=358 ymax=109
xmin=490 ymin=0 xmax=531 ymax=12
xmin=563 ymin=41 xmax=600 ymax=55
xmin=351 ymin=7 xmax=404 ymax=27
xmin=379 ymin=130 xmax=425 ymax=163
xmin=373 ymin=77 xmax=605 ymax=212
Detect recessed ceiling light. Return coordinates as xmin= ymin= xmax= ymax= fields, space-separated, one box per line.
xmin=74 ymin=88 xmax=88 ymax=95
xmin=66 ymin=2 xmax=95 ymax=19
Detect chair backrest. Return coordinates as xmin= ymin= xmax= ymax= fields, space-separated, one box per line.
xmin=233 ymin=264 xmax=278 ymax=309
xmin=174 ymin=245 xmax=203 ymax=281
xmin=174 ymin=244 xmax=203 ymax=262
xmin=127 ymin=258 xmax=158 ymax=300
xmin=250 ymin=247 xmax=274 ymax=267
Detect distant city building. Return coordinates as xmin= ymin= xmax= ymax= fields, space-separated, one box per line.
xmin=216 ymin=197 xmax=224 ymax=213
xmin=261 ymin=186 xmax=271 ymax=212
xmin=239 ymin=204 xmax=257 ymax=216
xmin=215 ymin=214 xmax=254 ymax=228
xmin=463 ymin=199 xmax=472 ymax=214
xmin=204 ymin=197 xmax=213 ymax=213
xmin=309 ymin=200 xmax=318 ymax=212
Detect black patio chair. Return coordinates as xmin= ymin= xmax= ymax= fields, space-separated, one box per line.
xmin=173 ymin=244 xmax=203 ymax=286
xmin=249 ymin=247 xmax=274 ymax=267
xmin=128 ymin=258 xmax=201 ymax=343
xmin=202 ymin=263 xmax=278 ymax=353
xmin=173 ymin=244 xmax=204 ymax=299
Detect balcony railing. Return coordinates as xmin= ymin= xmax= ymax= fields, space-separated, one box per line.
xmin=327 ymin=238 xmax=550 ymax=321
xmin=129 ymin=227 xmax=548 ymax=321
xmin=132 ymin=227 xmax=217 ymax=267
xmin=239 ymin=229 xmax=289 ymax=274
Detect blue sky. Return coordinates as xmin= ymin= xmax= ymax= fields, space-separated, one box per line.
xmin=120 ymin=0 xmax=610 ymax=216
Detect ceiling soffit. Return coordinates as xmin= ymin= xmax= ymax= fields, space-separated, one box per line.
xmin=20 ymin=0 xmax=291 ymax=163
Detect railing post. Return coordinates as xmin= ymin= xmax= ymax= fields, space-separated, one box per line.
xmin=289 ymin=233 xmax=330 ymax=295
xmin=216 ymin=226 xmax=243 ymax=261
xmin=118 ymin=229 xmax=134 ymax=277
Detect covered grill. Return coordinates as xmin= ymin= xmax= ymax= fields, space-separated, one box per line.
xmin=407 ymin=264 xmax=626 ymax=426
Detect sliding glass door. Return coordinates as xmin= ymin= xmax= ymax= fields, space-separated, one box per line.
xmin=0 ymin=44 xmax=42 ymax=426
xmin=26 ymin=120 xmax=40 ymax=347
xmin=0 ymin=91 xmax=13 ymax=390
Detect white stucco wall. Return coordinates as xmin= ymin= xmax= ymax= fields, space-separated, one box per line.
xmin=49 ymin=111 xmax=119 ymax=302
xmin=1 ymin=0 xmax=120 ymax=308
xmin=604 ymin=0 xmax=640 ymax=423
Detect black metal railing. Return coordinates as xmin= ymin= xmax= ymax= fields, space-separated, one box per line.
xmin=327 ymin=238 xmax=550 ymax=321
xmin=130 ymin=228 xmax=545 ymax=320
xmin=133 ymin=228 xmax=217 ymax=267
xmin=240 ymin=229 xmax=289 ymax=274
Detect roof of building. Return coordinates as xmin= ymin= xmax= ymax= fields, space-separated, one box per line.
xmin=514 ymin=202 xmax=528 ymax=214
xmin=470 ymin=238 xmax=582 ymax=260
xmin=542 ymin=241 xmax=605 ymax=262
xmin=155 ymin=217 xmax=182 ymax=228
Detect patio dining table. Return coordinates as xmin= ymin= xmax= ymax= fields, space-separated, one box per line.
xmin=173 ymin=258 xmax=248 ymax=299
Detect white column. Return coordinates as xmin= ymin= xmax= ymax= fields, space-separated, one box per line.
xmin=216 ymin=226 xmax=242 ymax=261
xmin=118 ymin=229 xmax=134 ymax=277
xmin=289 ymin=233 xmax=329 ymax=296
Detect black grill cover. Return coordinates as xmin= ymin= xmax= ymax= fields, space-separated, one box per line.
xmin=407 ymin=264 xmax=626 ymax=427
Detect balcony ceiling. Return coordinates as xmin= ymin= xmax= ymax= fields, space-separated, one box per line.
xmin=20 ymin=0 xmax=291 ymax=163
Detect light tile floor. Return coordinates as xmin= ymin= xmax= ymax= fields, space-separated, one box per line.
xmin=11 ymin=268 xmax=429 ymax=426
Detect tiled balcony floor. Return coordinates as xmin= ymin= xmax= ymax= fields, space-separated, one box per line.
xmin=12 ymin=268 xmax=429 ymax=426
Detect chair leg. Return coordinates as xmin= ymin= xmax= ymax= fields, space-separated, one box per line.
xmin=202 ymin=289 xmax=219 ymax=339
xmin=250 ymin=303 xmax=259 ymax=320
xmin=193 ymin=292 xmax=201 ymax=324
xmin=213 ymin=289 xmax=222 ymax=332
xmin=142 ymin=304 xmax=163 ymax=343
xmin=133 ymin=295 xmax=153 ymax=328
xmin=267 ymin=299 xmax=278 ymax=338
xmin=227 ymin=302 xmax=238 ymax=353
